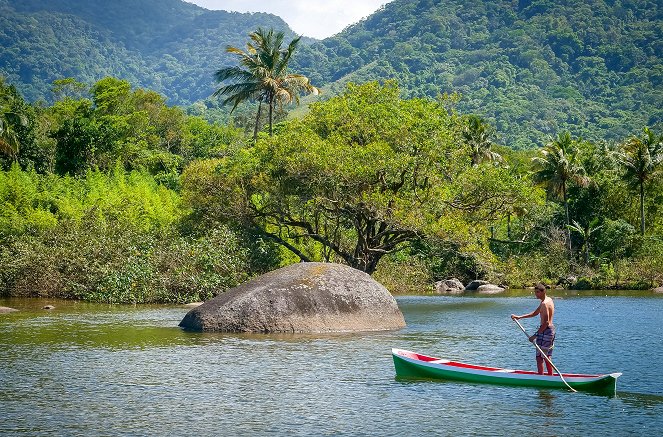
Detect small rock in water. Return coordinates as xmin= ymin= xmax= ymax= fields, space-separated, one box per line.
xmin=476 ymin=284 xmax=505 ymax=294
xmin=42 ymin=305 xmax=55 ymax=310
xmin=0 ymin=306 xmax=19 ymax=313
xmin=464 ymin=280 xmax=490 ymax=291
xmin=434 ymin=278 xmax=465 ymax=294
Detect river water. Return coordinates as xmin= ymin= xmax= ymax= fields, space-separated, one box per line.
xmin=1 ymin=292 xmax=662 ymax=436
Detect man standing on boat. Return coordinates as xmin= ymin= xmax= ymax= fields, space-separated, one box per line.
xmin=511 ymin=283 xmax=555 ymax=375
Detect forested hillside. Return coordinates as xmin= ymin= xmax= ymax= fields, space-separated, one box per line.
xmin=294 ymin=0 xmax=662 ymax=148
xmin=0 ymin=0 xmax=661 ymax=147
xmin=0 ymin=0 xmax=295 ymax=103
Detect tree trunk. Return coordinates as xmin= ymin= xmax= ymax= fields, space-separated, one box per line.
xmin=563 ymin=183 xmax=572 ymax=254
xmin=640 ymin=181 xmax=645 ymax=235
xmin=268 ymin=95 xmax=274 ymax=136
xmin=348 ymin=253 xmax=384 ymax=275
xmin=253 ymin=102 xmax=262 ymax=142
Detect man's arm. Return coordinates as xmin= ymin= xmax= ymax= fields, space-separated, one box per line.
xmin=511 ymin=305 xmax=541 ymax=321
xmin=511 ymin=305 xmax=542 ymax=342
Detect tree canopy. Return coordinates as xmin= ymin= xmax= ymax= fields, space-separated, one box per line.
xmin=184 ymin=81 xmax=540 ymax=273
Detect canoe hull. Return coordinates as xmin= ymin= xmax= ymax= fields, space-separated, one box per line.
xmin=392 ymin=349 xmax=621 ymax=394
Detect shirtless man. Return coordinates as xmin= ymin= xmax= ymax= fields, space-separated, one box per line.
xmin=511 ymin=283 xmax=556 ymax=375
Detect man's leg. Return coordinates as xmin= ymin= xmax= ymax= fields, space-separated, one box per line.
xmin=543 ymin=355 xmax=553 ymax=376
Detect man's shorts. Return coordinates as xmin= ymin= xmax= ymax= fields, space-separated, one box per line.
xmin=535 ymin=325 xmax=555 ymax=358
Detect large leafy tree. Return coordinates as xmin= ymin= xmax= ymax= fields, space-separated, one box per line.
xmin=532 ymin=132 xmax=590 ymax=253
xmin=619 ymin=127 xmax=663 ymax=235
xmin=213 ymin=27 xmax=319 ymax=140
xmin=184 ymin=82 xmax=538 ymax=273
xmin=50 ymin=77 xmax=189 ymax=176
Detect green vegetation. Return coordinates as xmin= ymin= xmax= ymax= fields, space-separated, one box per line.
xmin=185 ymin=81 xmax=536 ymax=274
xmin=295 ymin=0 xmax=662 ymax=148
xmin=532 ymin=132 xmax=590 ymax=253
xmin=0 ymin=164 xmax=252 ymax=303
xmin=0 ymin=0 xmax=296 ymax=104
xmin=1 ymin=67 xmax=661 ymax=301
xmin=1 ymin=2 xmax=662 ymax=300
xmin=0 ymin=76 xmax=275 ymax=303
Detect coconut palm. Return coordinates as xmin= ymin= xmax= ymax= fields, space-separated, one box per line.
xmin=567 ymin=219 xmax=603 ymax=264
xmin=532 ymin=132 xmax=589 ymax=253
xmin=213 ymin=28 xmax=319 ymax=140
xmin=0 ymin=78 xmax=27 ymax=158
xmin=462 ymin=115 xmax=501 ymax=166
xmin=619 ymin=127 xmax=663 ymax=235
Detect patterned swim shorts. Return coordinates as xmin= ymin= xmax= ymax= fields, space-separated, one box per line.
xmin=535 ymin=325 xmax=555 ymax=357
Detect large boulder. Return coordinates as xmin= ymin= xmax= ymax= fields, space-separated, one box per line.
xmin=434 ymin=278 xmax=465 ymax=294
xmin=653 ymin=286 xmax=663 ymax=294
xmin=179 ymin=262 xmax=406 ymax=333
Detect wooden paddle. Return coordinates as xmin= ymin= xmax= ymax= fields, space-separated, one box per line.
xmin=512 ymin=318 xmax=577 ymax=393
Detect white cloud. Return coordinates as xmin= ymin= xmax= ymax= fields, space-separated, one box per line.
xmin=185 ymin=0 xmax=391 ymax=39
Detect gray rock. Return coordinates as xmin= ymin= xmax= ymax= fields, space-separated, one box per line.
xmin=434 ymin=278 xmax=465 ymax=294
xmin=653 ymin=286 xmax=663 ymax=294
xmin=464 ymin=280 xmax=489 ymax=291
xmin=0 ymin=306 xmax=18 ymax=314
xmin=179 ymin=262 xmax=406 ymax=333
xmin=557 ymin=276 xmax=577 ymax=287
xmin=476 ymin=284 xmax=505 ymax=294
xmin=42 ymin=305 xmax=55 ymax=310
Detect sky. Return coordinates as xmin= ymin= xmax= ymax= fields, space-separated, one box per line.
xmin=186 ymin=1 xmax=392 ymax=39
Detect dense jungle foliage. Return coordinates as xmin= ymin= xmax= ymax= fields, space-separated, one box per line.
xmin=1 ymin=73 xmax=661 ymax=302
xmin=0 ymin=0 xmax=661 ymax=148
xmin=293 ymin=0 xmax=662 ymax=148
xmin=0 ymin=0 xmax=297 ymax=104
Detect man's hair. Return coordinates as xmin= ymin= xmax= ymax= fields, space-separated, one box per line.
xmin=535 ymin=283 xmax=546 ymax=292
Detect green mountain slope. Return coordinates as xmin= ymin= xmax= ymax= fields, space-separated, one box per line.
xmin=0 ymin=0 xmax=660 ymax=147
xmin=294 ymin=0 xmax=662 ymax=147
xmin=0 ymin=0 xmax=296 ymax=104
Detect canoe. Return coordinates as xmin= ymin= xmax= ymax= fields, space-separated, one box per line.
xmin=392 ymin=348 xmax=622 ymax=394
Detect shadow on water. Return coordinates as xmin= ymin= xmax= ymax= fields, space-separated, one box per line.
xmin=616 ymin=391 xmax=663 ymax=408
xmin=397 ymin=298 xmax=500 ymax=314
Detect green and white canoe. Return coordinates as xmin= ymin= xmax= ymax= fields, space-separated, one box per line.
xmin=392 ymin=348 xmax=622 ymax=394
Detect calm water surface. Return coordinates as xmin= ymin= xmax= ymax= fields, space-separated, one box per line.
xmin=1 ymin=292 xmax=662 ymax=436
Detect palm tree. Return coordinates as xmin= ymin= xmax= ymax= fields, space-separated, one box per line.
xmin=618 ymin=127 xmax=663 ymax=235
xmin=567 ymin=219 xmax=602 ymax=264
xmin=0 ymin=78 xmax=27 ymax=158
xmin=532 ymin=132 xmax=589 ymax=253
xmin=213 ymin=28 xmax=319 ymax=140
xmin=462 ymin=115 xmax=502 ymax=166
